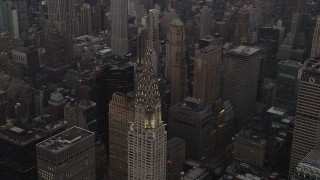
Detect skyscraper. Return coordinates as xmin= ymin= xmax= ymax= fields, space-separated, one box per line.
xmin=37 ymin=127 xmax=95 ymax=180
xmin=199 ymin=6 xmax=212 ymax=39
xmin=46 ymin=0 xmax=79 ymax=37
xmin=235 ymin=7 xmax=251 ymax=44
xmin=147 ymin=9 xmax=160 ymax=56
xmin=223 ymin=46 xmax=261 ymax=122
xmin=274 ymin=60 xmax=302 ymax=115
xmin=193 ymin=44 xmax=222 ymax=103
xmin=289 ymin=56 xmax=320 ymax=176
xmin=0 ymin=1 xmax=14 ymax=35
xmin=109 ymin=92 xmax=134 ymax=180
xmin=311 ymin=16 xmax=320 ymax=57
xmin=128 ymin=50 xmax=167 ymax=179
xmin=79 ymin=3 xmax=92 ymax=36
xmin=168 ymin=18 xmax=187 ymax=106
xmin=111 ymin=0 xmax=128 ymax=56
xmin=169 ymin=97 xmax=214 ymax=164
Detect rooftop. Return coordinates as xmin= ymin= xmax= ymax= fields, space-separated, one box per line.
xmin=177 ymin=97 xmax=206 ymax=112
xmin=299 ymin=149 xmax=320 ymax=171
xmin=167 ymin=137 xmax=185 ymax=149
xmin=230 ymin=45 xmax=260 ymax=56
xmin=279 ymin=60 xmax=302 ymax=68
xmin=200 ymin=44 xmax=220 ymax=54
xmin=184 ymin=167 xmax=211 ymax=180
xmin=170 ymin=18 xmax=183 ymax=26
xmin=304 ymin=55 xmax=320 ymax=72
xmin=267 ymin=106 xmax=287 ymax=116
xmin=37 ymin=126 xmax=94 ymax=153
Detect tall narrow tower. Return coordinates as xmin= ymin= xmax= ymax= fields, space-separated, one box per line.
xmin=111 ymin=0 xmax=128 ymax=56
xmin=128 ymin=50 xmax=167 ymax=180
xmin=46 ymin=0 xmax=79 ymax=37
xmin=199 ymin=6 xmax=212 ymax=39
xmin=166 ymin=18 xmax=187 ymax=106
xmin=147 ymin=9 xmax=160 ymax=56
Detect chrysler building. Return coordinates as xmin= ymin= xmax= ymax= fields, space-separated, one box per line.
xmin=128 ymin=50 xmax=167 ymax=180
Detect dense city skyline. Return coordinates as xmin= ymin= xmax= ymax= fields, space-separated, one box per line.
xmin=0 ymin=0 xmax=320 ymax=179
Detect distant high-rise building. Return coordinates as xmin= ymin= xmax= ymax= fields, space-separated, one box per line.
xmin=92 ymin=5 xmax=103 ymax=33
xmin=147 ymin=9 xmax=160 ymax=56
xmin=37 ymin=127 xmax=95 ymax=180
xmin=128 ymin=50 xmax=167 ymax=180
xmin=137 ymin=28 xmax=148 ymax=64
xmin=79 ymin=3 xmax=92 ymax=36
xmin=167 ymin=137 xmax=185 ymax=180
xmin=289 ymin=56 xmax=320 ymax=176
xmin=193 ymin=45 xmax=222 ymax=103
xmin=199 ymin=6 xmax=212 ymax=39
xmin=223 ymin=46 xmax=261 ymax=122
xmin=0 ymin=1 xmax=14 ymax=36
xmin=296 ymin=148 xmax=320 ymax=179
xmin=0 ymin=90 xmax=7 ymax=125
xmin=108 ymin=92 xmax=134 ymax=180
xmin=274 ymin=60 xmax=302 ymax=115
xmin=311 ymin=16 xmax=320 ymax=57
xmin=169 ymin=97 xmax=214 ymax=164
xmin=235 ymin=7 xmax=251 ymax=44
xmin=165 ymin=18 xmax=187 ymax=105
xmin=46 ymin=0 xmax=79 ymax=37
xmin=111 ymin=0 xmax=128 ymax=56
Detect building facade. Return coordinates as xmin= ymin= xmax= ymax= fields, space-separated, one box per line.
xmin=169 ymin=97 xmax=214 ymax=164
xmin=199 ymin=6 xmax=212 ymax=39
xmin=37 ymin=127 xmax=95 ymax=180
xmin=109 ymin=92 xmax=134 ymax=180
xmin=128 ymin=50 xmax=167 ymax=180
xmin=193 ymin=44 xmax=222 ymax=103
xmin=289 ymin=56 xmax=320 ymax=176
xmin=167 ymin=137 xmax=185 ymax=180
xmin=274 ymin=60 xmax=302 ymax=115
xmin=165 ymin=18 xmax=187 ymax=106
xmin=233 ymin=129 xmax=266 ymax=168
xmin=111 ymin=0 xmax=128 ymax=56
xmin=223 ymin=46 xmax=261 ymax=122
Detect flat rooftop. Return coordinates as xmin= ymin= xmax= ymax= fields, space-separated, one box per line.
xmin=184 ymin=167 xmax=211 ymax=180
xmin=278 ymin=60 xmax=302 ymax=68
xmin=267 ymin=106 xmax=287 ymax=116
xmin=230 ymin=45 xmax=260 ymax=56
xmin=177 ymin=97 xmax=206 ymax=112
xmin=167 ymin=137 xmax=185 ymax=149
xmin=37 ymin=126 xmax=94 ymax=152
xmin=200 ymin=44 xmax=221 ymax=54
